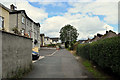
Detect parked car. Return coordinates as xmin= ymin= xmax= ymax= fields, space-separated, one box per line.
xmin=32 ymin=47 xmax=39 ymax=60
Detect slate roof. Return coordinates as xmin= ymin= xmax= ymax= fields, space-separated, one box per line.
xmin=0 ymin=3 xmax=11 ymax=12
xmin=40 ymin=34 xmax=45 ymax=36
xmin=50 ymin=38 xmax=59 ymax=42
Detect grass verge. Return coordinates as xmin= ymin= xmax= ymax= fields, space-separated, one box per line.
xmin=69 ymin=50 xmax=112 ymax=79
xmin=82 ymin=59 xmax=109 ymax=78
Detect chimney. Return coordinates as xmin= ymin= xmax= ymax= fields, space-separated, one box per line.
xmin=10 ymin=4 xmax=16 ymax=10
xmin=118 ymin=33 xmax=120 ymax=36
xmin=97 ymin=33 xmax=103 ymax=37
xmin=94 ymin=35 xmax=96 ymax=38
xmin=106 ymin=31 xmax=108 ymax=34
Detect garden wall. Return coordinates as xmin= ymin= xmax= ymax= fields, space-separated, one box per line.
xmin=0 ymin=31 xmax=32 ymax=78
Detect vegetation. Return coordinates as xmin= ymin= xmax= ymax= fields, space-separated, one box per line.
xmin=82 ymin=59 xmax=110 ymax=79
xmin=59 ymin=24 xmax=79 ymax=49
xmin=76 ymin=36 xmax=120 ymax=76
xmin=12 ymin=27 xmax=21 ymax=35
xmin=47 ymin=44 xmax=56 ymax=47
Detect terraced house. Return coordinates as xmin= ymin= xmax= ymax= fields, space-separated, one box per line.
xmin=9 ymin=4 xmax=41 ymax=49
xmin=0 ymin=3 xmax=41 ymax=49
xmin=0 ymin=3 xmax=10 ymax=32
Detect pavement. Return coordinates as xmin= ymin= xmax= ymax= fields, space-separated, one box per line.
xmin=25 ymin=49 xmax=94 ymax=78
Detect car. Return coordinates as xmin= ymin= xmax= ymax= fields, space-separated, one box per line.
xmin=32 ymin=47 xmax=39 ymax=60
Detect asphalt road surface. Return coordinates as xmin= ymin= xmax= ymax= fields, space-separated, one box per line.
xmin=25 ymin=49 xmax=93 ymax=78
xmin=39 ymin=48 xmax=56 ymax=56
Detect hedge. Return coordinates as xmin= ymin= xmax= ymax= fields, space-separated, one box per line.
xmin=77 ymin=43 xmax=90 ymax=60
xmin=76 ymin=36 xmax=120 ymax=75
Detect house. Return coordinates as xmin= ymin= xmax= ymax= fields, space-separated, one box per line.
xmin=9 ymin=4 xmax=41 ymax=49
xmin=9 ymin=8 xmax=33 ymax=36
xmin=40 ymin=34 xmax=45 ymax=46
xmin=118 ymin=33 xmax=120 ymax=36
xmin=85 ymin=38 xmax=92 ymax=43
xmin=78 ymin=40 xmax=86 ymax=44
xmin=33 ymin=23 xmax=40 ymax=49
xmin=101 ymin=30 xmax=117 ymax=40
xmin=91 ymin=33 xmax=103 ymax=42
xmin=44 ymin=37 xmax=52 ymax=45
xmin=50 ymin=38 xmax=60 ymax=44
xmin=0 ymin=3 xmax=10 ymax=32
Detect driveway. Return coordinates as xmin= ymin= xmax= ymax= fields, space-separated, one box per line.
xmin=25 ymin=49 xmax=94 ymax=78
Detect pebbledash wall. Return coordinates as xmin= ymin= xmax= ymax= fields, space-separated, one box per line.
xmin=0 ymin=31 xmax=32 ymax=78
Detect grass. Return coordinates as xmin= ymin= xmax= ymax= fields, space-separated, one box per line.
xmin=69 ymin=50 xmax=112 ymax=79
xmin=82 ymin=60 xmax=108 ymax=78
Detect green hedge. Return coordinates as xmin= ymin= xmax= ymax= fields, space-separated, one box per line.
xmin=76 ymin=36 xmax=120 ymax=75
xmin=47 ymin=44 xmax=56 ymax=47
xmin=77 ymin=44 xmax=90 ymax=60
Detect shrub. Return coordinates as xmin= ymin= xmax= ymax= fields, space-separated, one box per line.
xmin=73 ymin=42 xmax=79 ymax=50
xmin=76 ymin=36 xmax=120 ymax=76
xmin=47 ymin=44 xmax=56 ymax=47
xmin=76 ymin=43 xmax=90 ymax=60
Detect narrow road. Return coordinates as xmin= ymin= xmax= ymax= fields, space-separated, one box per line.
xmin=25 ymin=49 xmax=93 ymax=78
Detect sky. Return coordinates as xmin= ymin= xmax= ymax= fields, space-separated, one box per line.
xmin=0 ymin=0 xmax=119 ymax=40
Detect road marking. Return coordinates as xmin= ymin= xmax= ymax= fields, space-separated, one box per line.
xmin=46 ymin=50 xmax=58 ymax=57
xmin=32 ymin=56 xmax=45 ymax=63
xmin=32 ymin=50 xmax=58 ymax=63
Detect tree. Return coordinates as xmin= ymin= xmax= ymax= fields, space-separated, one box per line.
xmin=60 ymin=24 xmax=79 ymax=48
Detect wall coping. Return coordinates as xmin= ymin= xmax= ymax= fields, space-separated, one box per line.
xmin=0 ymin=30 xmax=32 ymax=40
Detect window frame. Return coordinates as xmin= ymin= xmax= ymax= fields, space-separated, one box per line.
xmin=0 ymin=16 xmax=4 ymax=29
xmin=22 ymin=16 xmax=25 ymax=24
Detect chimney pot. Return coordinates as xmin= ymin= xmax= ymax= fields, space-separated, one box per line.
xmin=106 ymin=31 xmax=108 ymax=34
xmin=10 ymin=4 xmax=16 ymax=10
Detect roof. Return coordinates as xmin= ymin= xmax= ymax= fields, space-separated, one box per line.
xmin=118 ymin=33 xmax=120 ymax=36
xmin=0 ymin=3 xmax=11 ymax=12
xmin=44 ymin=37 xmax=49 ymax=39
xmin=50 ymin=38 xmax=59 ymax=42
xmin=91 ymin=33 xmax=103 ymax=42
xmin=101 ymin=30 xmax=117 ymax=39
xmin=85 ymin=38 xmax=92 ymax=43
xmin=10 ymin=10 xmax=40 ymax=27
xmin=40 ymin=34 xmax=45 ymax=36
xmin=78 ymin=40 xmax=86 ymax=43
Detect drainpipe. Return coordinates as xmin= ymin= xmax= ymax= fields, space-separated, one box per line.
xmin=32 ymin=22 xmax=34 ymax=48
xmin=16 ymin=12 xmax=18 ymax=28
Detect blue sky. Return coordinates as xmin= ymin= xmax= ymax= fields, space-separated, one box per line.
xmin=2 ymin=0 xmax=118 ymax=39
xmin=28 ymin=2 xmax=72 ymax=17
xmin=28 ymin=1 xmax=118 ymax=38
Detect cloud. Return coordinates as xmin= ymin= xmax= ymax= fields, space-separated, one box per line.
xmin=68 ymin=2 xmax=118 ymax=24
xmin=41 ymin=12 xmax=114 ymax=39
xmin=1 ymin=0 xmax=48 ymax=23
xmin=1 ymin=0 xmax=117 ymax=40
xmin=28 ymin=0 xmax=119 ymax=2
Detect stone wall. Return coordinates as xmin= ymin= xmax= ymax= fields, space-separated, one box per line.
xmin=0 ymin=31 xmax=32 ymax=78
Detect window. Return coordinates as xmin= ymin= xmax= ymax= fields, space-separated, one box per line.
xmin=0 ymin=16 xmax=4 ymax=29
xmin=22 ymin=16 xmax=25 ymax=24
xmin=21 ymin=29 xmax=25 ymax=36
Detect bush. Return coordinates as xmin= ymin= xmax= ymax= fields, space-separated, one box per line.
xmin=77 ymin=43 xmax=90 ymax=60
xmin=76 ymin=36 xmax=120 ymax=76
xmin=47 ymin=44 xmax=56 ymax=47
xmin=73 ymin=42 xmax=79 ymax=50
